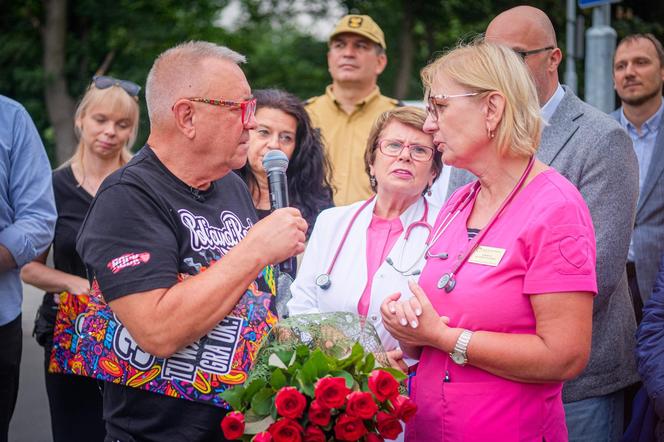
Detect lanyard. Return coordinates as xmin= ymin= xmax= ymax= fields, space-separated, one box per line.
xmin=432 ymin=156 xmax=536 ymax=292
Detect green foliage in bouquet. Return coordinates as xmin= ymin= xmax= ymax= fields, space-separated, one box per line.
xmin=220 ymin=313 xmax=416 ymax=442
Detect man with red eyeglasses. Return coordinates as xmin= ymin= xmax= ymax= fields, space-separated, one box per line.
xmin=76 ymin=41 xmax=307 ymax=442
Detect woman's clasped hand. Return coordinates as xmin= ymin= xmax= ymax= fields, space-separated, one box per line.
xmin=381 ymin=280 xmax=456 ymax=354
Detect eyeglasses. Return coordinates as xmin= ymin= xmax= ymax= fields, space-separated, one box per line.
xmin=92 ymin=75 xmax=141 ymax=97
xmin=377 ymin=139 xmax=435 ymax=162
xmin=426 ymin=92 xmax=479 ymax=120
xmin=186 ymin=97 xmax=257 ymax=127
xmin=513 ymin=46 xmax=554 ymax=60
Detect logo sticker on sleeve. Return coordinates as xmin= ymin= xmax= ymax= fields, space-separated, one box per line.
xmin=107 ymin=252 xmax=151 ymax=274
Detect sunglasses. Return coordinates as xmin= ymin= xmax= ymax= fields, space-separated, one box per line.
xmin=92 ymin=75 xmax=141 ymax=97
xmin=186 ymin=97 xmax=257 ymax=127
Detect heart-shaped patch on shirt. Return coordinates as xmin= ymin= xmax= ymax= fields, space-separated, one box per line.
xmin=559 ymin=235 xmax=589 ymax=268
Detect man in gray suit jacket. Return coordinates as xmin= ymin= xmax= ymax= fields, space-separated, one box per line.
xmin=612 ymin=33 xmax=664 ymax=320
xmin=444 ymin=6 xmax=639 ymax=441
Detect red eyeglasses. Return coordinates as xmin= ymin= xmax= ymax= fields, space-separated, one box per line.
xmin=185 ymin=97 xmax=257 ymax=127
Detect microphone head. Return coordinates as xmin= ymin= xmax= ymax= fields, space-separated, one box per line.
xmin=262 ymin=150 xmax=289 ymax=174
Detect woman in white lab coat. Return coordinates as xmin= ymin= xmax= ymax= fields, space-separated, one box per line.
xmin=288 ymin=107 xmax=442 ymax=371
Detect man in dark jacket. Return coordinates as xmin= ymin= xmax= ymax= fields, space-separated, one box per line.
xmin=635 ymin=252 xmax=664 ymax=441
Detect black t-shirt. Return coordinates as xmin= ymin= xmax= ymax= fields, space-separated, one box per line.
xmin=36 ymin=166 xmax=93 ymax=348
xmin=77 ymin=146 xmax=259 ymax=442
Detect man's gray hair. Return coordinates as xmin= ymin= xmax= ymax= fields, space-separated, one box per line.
xmin=145 ymin=41 xmax=246 ymax=125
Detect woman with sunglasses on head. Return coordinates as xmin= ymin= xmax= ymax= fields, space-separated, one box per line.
xmin=288 ymin=107 xmax=442 ymax=372
xmin=21 ymin=75 xmax=140 ymax=442
xmin=380 ymin=40 xmax=596 ymax=442
xmin=236 ymin=88 xmax=333 ymax=243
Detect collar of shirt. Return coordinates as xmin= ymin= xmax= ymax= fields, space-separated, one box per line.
xmin=619 ymin=100 xmax=664 ymax=138
xmin=540 ymin=84 xmax=565 ymax=123
xmin=326 ymin=84 xmax=382 ymax=112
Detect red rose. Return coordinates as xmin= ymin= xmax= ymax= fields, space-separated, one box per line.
xmin=308 ymin=400 xmax=331 ymax=426
xmin=376 ymin=411 xmax=403 ymax=440
xmin=390 ymin=395 xmax=417 ymax=423
xmin=368 ymin=370 xmax=400 ymax=402
xmin=314 ymin=377 xmax=350 ymax=409
xmin=252 ymin=432 xmax=273 ymax=442
xmin=334 ymin=413 xmax=368 ymax=441
xmin=221 ymin=411 xmax=245 ymax=440
xmin=346 ymin=391 xmax=378 ymax=419
xmin=303 ymin=426 xmax=326 ymax=442
xmin=268 ymin=418 xmax=304 ymax=442
xmin=366 ymin=433 xmax=385 ymax=442
xmin=275 ymin=386 xmax=307 ymax=419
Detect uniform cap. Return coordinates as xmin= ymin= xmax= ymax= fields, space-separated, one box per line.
xmin=329 ymin=15 xmax=386 ymax=50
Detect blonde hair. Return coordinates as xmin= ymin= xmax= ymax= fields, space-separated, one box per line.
xmin=421 ymin=38 xmax=541 ymax=158
xmin=364 ymin=106 xmax=443 ymax=192
xmin=69 ymin=82 xmax=139 ymax=173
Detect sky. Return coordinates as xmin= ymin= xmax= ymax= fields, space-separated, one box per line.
xmin=217 ymin=0 xmax=346 ymax=40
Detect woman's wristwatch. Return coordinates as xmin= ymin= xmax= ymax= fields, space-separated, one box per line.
xmin=449 ymin=329 xmax=473 ymax=366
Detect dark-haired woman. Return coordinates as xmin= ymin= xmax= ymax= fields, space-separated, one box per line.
xmin=237 ymin=88 xmax=333 ymax=241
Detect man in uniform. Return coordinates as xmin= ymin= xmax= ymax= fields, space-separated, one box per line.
xmin=306 ymin=14 xmax=399 ymax=205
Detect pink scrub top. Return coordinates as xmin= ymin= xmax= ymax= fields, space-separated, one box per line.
xmin=407 ymin=169 xmax=597 ymax=442
xmin=358 ymin=215 xmax=404 ymax=316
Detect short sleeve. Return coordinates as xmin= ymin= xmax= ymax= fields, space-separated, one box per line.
xmin=523 ymin=201 xmax=598 ymax=295
xmin=76 ymin=182 xmax=179 ymax=302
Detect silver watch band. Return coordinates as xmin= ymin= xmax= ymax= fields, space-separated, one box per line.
xmin=451 ymin=329 xmax=473 ymax=365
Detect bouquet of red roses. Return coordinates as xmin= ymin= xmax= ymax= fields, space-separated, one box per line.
xmin=220 ymin=314 xmax=416 ymax=442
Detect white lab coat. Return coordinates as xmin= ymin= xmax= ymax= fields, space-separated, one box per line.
xmin=288 ymin=197 xmax=440 ymax=353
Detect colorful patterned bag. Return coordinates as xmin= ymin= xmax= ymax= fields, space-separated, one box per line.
xmin=50 ymin=266 xmax=276 ymax=408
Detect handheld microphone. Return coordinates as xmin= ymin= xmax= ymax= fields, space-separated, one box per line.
xmin=262 ymin=150 xmax=295 ymax=274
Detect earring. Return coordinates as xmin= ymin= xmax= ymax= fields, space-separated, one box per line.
xmin=370 ymin=175 xmax=377 ymax=188
xmin=487 ymin=128 xmax=495 ymax=139
xmin=422 ymin=184 xmax=432 ymax=197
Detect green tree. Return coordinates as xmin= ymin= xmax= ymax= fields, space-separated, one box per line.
xmin=1 ymin=0 xmax=231 ymax=165
xmin=1 ymin=0 xmax=662 ymax=167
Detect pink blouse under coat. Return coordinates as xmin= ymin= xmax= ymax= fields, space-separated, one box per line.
xmin=357 ymin=215 xmax=403 ymax=316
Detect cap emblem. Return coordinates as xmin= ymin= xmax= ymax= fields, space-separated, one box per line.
xmin=348 ymin=16 xmax=363 ymax=28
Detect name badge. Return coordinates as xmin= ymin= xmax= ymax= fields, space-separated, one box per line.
xmin=468 ymin=245 xmax=506 ymax=267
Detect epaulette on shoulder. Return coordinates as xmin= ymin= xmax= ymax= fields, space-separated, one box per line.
xmin=303 ymin=96 xmax=319 ymax=106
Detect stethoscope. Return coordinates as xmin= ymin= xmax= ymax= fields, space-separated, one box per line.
xmin=315 ymin=196 xmax=432 ymax=290
xmin=430 ymin=156 xmax=536 ymax=293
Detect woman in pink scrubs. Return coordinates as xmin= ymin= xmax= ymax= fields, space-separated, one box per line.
xmin=381 ymin=41 xmax=597 ymax=441
xmin=289 ymin=107 xmax=442 ymax=372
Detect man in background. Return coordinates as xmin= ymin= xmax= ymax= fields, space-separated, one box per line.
xmin=444 ymin=6 xmax=639 ymax=441
xmin=0 ymin=95 xmax=56 ymax=442
xmin=306 ymin=14 xmax=399 ymax=205
xmin=612 ymin=33 xmax=664 ymax=321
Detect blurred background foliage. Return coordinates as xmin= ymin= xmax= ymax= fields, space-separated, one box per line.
xmin=0 ymin=0 xmax=661 ymax=166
